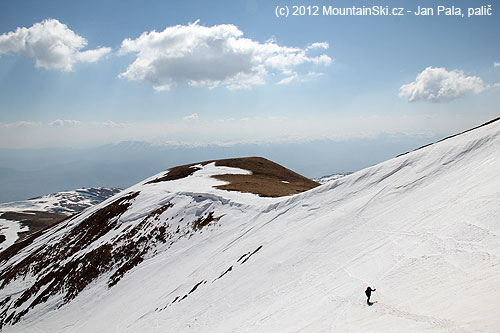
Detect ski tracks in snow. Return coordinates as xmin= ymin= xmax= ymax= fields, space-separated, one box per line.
xmin=373 ymin=301 xmax=466 ymax=332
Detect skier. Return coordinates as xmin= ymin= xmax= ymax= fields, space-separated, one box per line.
xmin=365 ymin=286 xmax=376 ymax=305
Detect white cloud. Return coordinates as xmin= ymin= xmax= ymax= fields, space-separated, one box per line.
xmin=0 ymin=19 xmax=111 ymax=71
xmin=75 ymin=47 xmax=111 ymax=63
xmin=0 ymin=121 xmax=40 ymax=127
xmin=307 ymin=72 xmax=325 ymax=78
xmin=306 ymin=42 xmax=329 ymax=51
xmin=118 ymin=21 xmax=331 ymax=90
xmin=399 ymin=66 xmax=486 ymax=103
xmin=494 ymin=62 xmax=500 ymax=68
xmin=183 ymin=113 xmax=199 ymax=121
xmin=153 ymin=84 xmax=172 ymax=92
xmin=92 ymin=120 xmax=127 ymax=128
xmin=49 ymin=119 xmax=81 ymax=127
xmin=277 ymin=71 xmax=325 ymax=85
xmin=277 ymin=73 xmax=298 ymax=85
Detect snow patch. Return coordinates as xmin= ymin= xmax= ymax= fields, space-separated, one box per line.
xmin=0 ymin=218 xmax=29 ymax=251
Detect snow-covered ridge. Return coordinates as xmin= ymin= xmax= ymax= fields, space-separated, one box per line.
xmin=313 ymin=173 xmax=350 ymax=184
xmin=0 ymin=187 xmax=122 ymax=214
xmin=143 ymin=156 xmax=320 ymax=198
xmin=1 ymin=119 xmax=500 ymax=332
xmin=0 ymin=187 xmax=121 ymax=253
xmin=143 ymin=162 xmax=257 ymax=203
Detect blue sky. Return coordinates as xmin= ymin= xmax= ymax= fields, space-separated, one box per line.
xmin=0 ymin=0 xmax=499 ymax=148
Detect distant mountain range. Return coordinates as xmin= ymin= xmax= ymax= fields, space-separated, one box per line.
xmin=0 ymin=187 xmax=122 ymax=214
xmin=0 ymin=134 xmax=441 ymax=203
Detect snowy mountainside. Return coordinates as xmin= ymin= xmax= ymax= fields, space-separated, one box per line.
xmin=1 ymin=121 xmax=500 ymax=332
xmin=0 ymin=188 xmax=121 ymax=252
xmin=0 ymin=157 xmax=318 ymax=329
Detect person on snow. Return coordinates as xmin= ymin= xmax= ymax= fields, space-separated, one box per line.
xmin=365 ymin=286 xmax=376 ymax=304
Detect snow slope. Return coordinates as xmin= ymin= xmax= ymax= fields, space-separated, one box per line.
xmin=1 ymin=119 xmax=500 ymax=332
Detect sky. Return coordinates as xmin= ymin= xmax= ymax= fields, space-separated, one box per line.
xmin=0 ymin=0 xmax=498 ymax=149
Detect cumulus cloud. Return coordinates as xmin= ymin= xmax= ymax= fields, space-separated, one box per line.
xmin=183 ymin=113 xmax=199 ymax=121
xmin=118 ymin=20 xmax=331 ymax=90
xmin=399 ymin=66 xmax=486 ymax=103
xmin=49 ymin=119 xmax=81 ymax=127
xmin=0 ymin=19 xmax=111 ymax=71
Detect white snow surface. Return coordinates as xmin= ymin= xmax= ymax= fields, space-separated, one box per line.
xmin=142 ymin=162 xmax=278 ymax=205
xmin=0 ymin=219 xmax=29 ymax=252
xmin=2 ymin=120 xmax=500 ymax=332
xmin=313 ymin=173 xmax=349 ymax=184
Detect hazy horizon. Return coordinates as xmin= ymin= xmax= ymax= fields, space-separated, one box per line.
xmin=0 ymin=131 xmax=445 ymax=202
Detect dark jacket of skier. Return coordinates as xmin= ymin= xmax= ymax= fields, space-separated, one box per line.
xmin=365 ymin=287 xmax=376 ymax=303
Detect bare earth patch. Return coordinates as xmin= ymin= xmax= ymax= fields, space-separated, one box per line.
xmin=146 ymin=164 xmax=202 ymax=184
xmin=147 ymin=157 xmax=320 ymax=197
xmin=0 ymin=211 xmax=68 ymax=243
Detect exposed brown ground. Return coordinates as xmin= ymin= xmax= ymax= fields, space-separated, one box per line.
xmin=147 ymin=157 xmax=320 ymax=197
xmin=0 ymin=211 xmax=70 ymax=264
xmin=146 ymin=165 xmax=202 ymax=183
xmin=0 ymin=211 xmax=69 ymax=243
